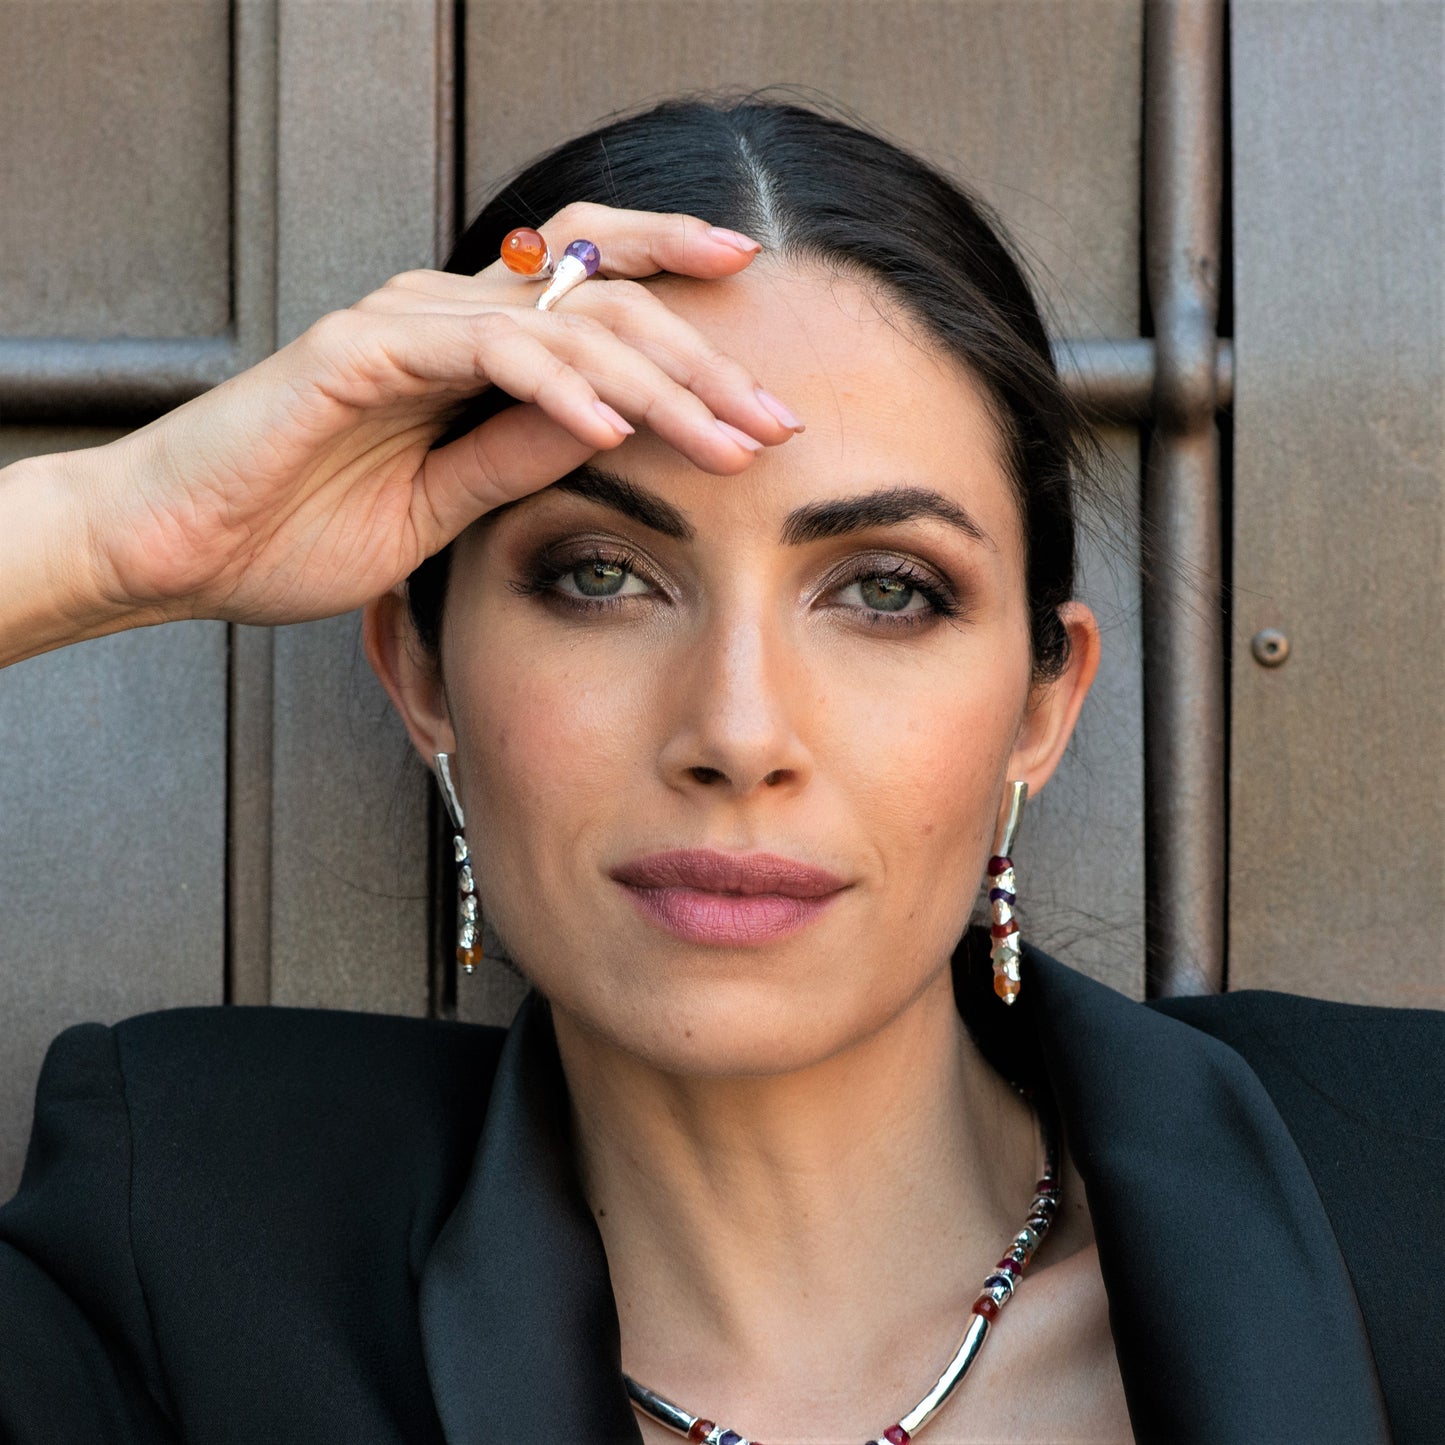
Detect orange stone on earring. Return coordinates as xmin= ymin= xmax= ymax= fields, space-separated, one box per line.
xmin=500 ymin=227 xmax=551 ymax=275
xmin=994 ymin=972 xmax=1021 ymax=1003
xmin=457 ymin=944 xmax=483 ymax=972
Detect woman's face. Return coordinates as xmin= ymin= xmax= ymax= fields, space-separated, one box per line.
xmin=376 ymin=262 xmax=1097 ymax=1076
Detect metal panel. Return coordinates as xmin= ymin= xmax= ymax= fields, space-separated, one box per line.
xmin=459 ymin=0 xmax=1146 ymax=1007
xmin=264 ymin=0 xmax=452 ymax=1014
xmin=0 ymin=0 xmax=231 ymax=338
xmin=1230 ymin=2 xmax=1444 ymax=1005
xmin=0 ymin=426 xmax=227 ymax=1195
xmin=0 ymin=0 xmax=278 ymax=423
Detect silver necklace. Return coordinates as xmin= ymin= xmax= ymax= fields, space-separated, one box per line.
xmin=624 ymin=1088 xmax=1061 ymax=1445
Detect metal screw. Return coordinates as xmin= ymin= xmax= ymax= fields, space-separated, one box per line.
xmin=1251 ymin=628 xmax=1290 ymax=667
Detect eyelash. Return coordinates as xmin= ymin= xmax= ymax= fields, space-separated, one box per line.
xmin=509 ymin=546 xmax=964 ymax=629
xmin=509 ymin=546 xmax=654 ymax=612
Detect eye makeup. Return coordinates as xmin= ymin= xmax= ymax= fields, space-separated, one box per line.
xmin=508 ymin=531 xmax=970 ymax=631
xmin=509 ymin=539 xmax=664 ymax=614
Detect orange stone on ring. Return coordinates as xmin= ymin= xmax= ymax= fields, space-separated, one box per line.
xmin=500 ymin=227 xmax=553 ymax=277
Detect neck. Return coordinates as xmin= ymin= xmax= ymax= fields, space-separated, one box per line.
xmin=552 ymin=964 xmax=1043 ymax=1436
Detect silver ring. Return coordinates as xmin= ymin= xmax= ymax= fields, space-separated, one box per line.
xmin=536 ymin=239 xmax=601 ymax=312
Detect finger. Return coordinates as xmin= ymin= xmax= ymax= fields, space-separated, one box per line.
xmin=313 ymin=309 xmax=631 ymax=452
xmin=479 ymin=203 xmax=765 ymax=285
xmin=566 ymin=279 xmax=804 ymax=441
xmin=519 ymin=307 xmax=774 ymax=471
xmin=353 ymin=274 xmax=804 ymax=442
xmin=340 ymin=305 xmax=771 ymax=473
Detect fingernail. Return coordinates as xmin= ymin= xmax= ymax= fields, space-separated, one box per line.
xmin=593 ymin=400 xmax=635 ymax=436
xmin=707 ymin=226 xmax=762 ymax=254
xmin=754 ymin=386 xmax=804 ymax=432
xmin=715 ymin=419 xmax=764 ymax=453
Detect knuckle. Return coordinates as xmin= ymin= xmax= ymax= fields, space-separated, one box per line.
xmin=552 ymin=309 xmax=606 ymax=342
xmin=532 ymin=350 xmax=580 ymax=398
xmin=308 ymin=308 xmax=360 ymax=352
xmin=550 ymin=199 xmax=603 ymax=232
xmin=464 ymin=309 xmax=518 ymax=346
xmin=600 ymin=277 xmax=651 ymax=308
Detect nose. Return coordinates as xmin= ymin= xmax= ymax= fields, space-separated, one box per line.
xmin=657 ymin=605 xmax=814 ymax=799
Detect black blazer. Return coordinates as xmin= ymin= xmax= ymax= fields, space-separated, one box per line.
xmin=2 ymin=932 xmax=1442 ymax=1444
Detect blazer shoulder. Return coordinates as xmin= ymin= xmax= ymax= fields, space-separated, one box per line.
xmin=1152 ymin=987 xmax=1445 ymax=1441
xmin=1150 ymin=987 xmax=1444 ymax=1140
xmin=108 ymin=1003 xmax=509 ymax=1216
xmin=111 ymin=1001 xmax=509 ymax=1120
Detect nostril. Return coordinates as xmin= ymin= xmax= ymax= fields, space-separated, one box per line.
xmin=689 ymin=766 xmax=725 ymax=785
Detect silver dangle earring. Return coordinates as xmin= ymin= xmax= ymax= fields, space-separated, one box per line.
xmin=435 ymin=752 xmax=481 ymax=975
xmin=988 ymin=780 xmax=1029 ymax=1004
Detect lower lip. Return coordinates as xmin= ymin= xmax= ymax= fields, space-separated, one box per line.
xmin=618 ymin=884 xmax=842 ymax=945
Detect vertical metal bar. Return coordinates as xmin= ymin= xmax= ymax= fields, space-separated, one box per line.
xmin=1142 ymin=0 xmax=1226 ymax=996
xmin=227 ymin=626 xmax=275 ymax=1004
xmin=226 ymin=0 xmax=280 ymax=1005
xmin=433 ymin=0 xmax=457 ymax=268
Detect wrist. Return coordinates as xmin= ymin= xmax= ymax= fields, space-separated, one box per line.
xmin=0 ymin=448 xmax=159 ymax=667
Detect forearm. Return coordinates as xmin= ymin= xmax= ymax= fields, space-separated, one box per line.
xmin=0 ymin=450 xmax=160 ymax=668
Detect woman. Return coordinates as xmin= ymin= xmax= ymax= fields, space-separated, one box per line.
xmin=0 ymin=98 xmax=1438 ymax=1445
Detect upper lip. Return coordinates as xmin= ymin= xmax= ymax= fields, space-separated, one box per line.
xmin=611 ymin=848 xmax=849 ymax=898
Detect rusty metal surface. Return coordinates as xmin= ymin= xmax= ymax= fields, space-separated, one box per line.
xmin=1141 ymin=0 xmax=1226 ymax=997
xmin=1229 ymin=0 xmax=1444 ymax=1006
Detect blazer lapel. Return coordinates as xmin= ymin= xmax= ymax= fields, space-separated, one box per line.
xmin=420 ymin=939 xmax=1390 ymax=1444
xmin=1024 ymin=948 xmax=1390 ymax=1443
xmin=418 ymin=992 xmax=640 ymax=1445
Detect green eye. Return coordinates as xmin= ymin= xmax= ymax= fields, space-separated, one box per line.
xmin=858 ymin=575 xmax=915 ymax=612
xmin=571 ymin=560 xmax=628 ymax=597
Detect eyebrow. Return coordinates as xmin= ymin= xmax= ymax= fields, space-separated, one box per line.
xmin=550 ymin=464 xmax=694 ymax=541
xmin=779 ymin=486 xmax=994 ymax=549
xmin=541 ymin=464 xmax=994 ymax=550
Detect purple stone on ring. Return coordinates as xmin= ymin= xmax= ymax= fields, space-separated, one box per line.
xmin=563 ymin=239 xmax=601 ymax=276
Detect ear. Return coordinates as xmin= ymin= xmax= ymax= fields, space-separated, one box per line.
xmin=362 ymin=589 xmax=457 ymax=768
xmin=1005 ymin=601 xmax=1102 ymax=796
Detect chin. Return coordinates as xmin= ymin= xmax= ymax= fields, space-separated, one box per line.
xmin=536 ymin=937 xmax=923 ymax=1080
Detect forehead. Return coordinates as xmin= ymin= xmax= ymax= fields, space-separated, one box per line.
xmin=621 ymin=261 xmax=1021 ymax=552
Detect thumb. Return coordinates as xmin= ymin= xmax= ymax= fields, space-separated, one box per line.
xmin=416 ymin=402 xmax=610 ymax=546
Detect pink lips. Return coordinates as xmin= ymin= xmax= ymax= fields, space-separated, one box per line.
xmin=610 ymin=848 xmax=849 ymax=945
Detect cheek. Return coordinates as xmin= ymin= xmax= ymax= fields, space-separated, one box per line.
xmin=449 ymin=632 xmax=654 ymax=861
xmin=820 ymin=632 xmax=1034 ymax=901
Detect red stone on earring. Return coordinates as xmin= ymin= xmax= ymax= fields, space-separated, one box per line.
xmin=500 ymin=227 xmax=551 ymax=275
xmin=685 ymin=1421 xmax=716 ymax=1443
xmin=972 ymin=1296 xmax=1000 ymax=1321
xmin=987 ymin=853 xmax=1012 ymax=874
xmin=991 ymin=918 xmax=1020 ymax=939
xmin=883 ymin=1427 xmax=911 ymax=1444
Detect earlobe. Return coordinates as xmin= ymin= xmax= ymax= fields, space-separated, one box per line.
xmin=361 ymin=589 xmax=457 ymax=766
xmin=1006 ymin=601 xmax=1102 ymax=795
